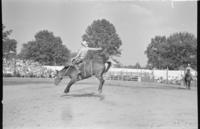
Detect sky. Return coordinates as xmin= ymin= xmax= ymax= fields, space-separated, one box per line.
xmin=2 ymin=0 xmax=197 ymax=66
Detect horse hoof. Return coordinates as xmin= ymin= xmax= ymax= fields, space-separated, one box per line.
xmin=64 ymin=90 xmax=69 ymax=94
xmin=98 ymin=90 xmax=102 ymax=94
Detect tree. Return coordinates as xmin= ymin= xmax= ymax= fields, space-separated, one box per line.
xmin=82 ymin=19 xmax=122 ymax=61
xmin=135 ymin=62 xmax=141 ymax=69
xmin=3 ymin=39 xmax=17 ymax=58
xmin=123 ymin=62 xmax=141 ymax=69
xmin=145 ymin=36 xmax=167 ymax=69
xmin=2 ymin=25 xmax=17 ymax=59
xmin=3 ymin=25 xmax=12 ymax=41
xmin=145 ymin=32 xmax=197 ymax=70
xmin=124 ymin=65 xmax=134 ymax=69
xmin=19 ymin=30 xmax=71 ymax=65
xmin=167 ymin=32 xmax=197 ymax=70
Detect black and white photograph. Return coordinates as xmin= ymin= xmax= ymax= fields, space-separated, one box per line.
xmin=2 ymin=0 xmax=197 ymax=129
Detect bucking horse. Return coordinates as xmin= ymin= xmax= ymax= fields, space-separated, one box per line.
xmin=54 ymin=54 xmax=111 ymax=94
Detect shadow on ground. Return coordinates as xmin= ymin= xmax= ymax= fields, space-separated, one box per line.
xmin=60 ymin=92 xmax=105 ymax=100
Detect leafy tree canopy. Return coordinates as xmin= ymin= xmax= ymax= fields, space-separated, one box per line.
xmin=145 ymin=32 xmax=197 ymax=70
xmin=82 ymin=19 xmax=122 ymax=61
xmin=3 ymin=25 xmax=12 ymax=41
xmin=19 ymin=30 xmax=70 ymax=65
xmin=2 ymin=25 xmax=17 ymax=59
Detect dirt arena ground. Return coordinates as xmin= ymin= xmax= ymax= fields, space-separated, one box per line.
xmin=3 ymin=77 xmax=197 ymax=129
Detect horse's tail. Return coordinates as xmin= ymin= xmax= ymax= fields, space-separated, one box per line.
xmin=104 ymin=61 xmax=112 ymax=73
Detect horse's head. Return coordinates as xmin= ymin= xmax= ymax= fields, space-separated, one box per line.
xmin=186 ymin=68 xmax=191 ymax=74
xmin=54 ymin=66 xmax=70 ymax=85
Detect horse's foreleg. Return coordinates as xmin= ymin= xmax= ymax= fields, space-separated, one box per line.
xmin=64 ymin=79 xmax=76 ymax=93
xmin=184 ymin=79 xmax=187 ymax=89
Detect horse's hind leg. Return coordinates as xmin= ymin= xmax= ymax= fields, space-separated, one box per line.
xmin=188 ymin=81 xmax=191 ymax=89
xmin=96 ymin=75 xmax=105 ymax=94
xmin=64 ymin=79 xmax=76 ymax=93
xmin=186 ymin=82 xmax=188 ymax=89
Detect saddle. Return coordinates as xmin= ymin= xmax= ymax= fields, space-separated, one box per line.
xmin=71 ymin=58 xmax=88 ymax=80
xmin=71 ymin=58 xmax=85 ymax=76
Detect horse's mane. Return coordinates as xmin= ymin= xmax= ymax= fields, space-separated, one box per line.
xmin=60 ymin=65 xmax=71 ymax=72
xmin=58 ymin=65 xmax=75 ymax=76
xmin=63 ymin=66 xmax=70 ymax=70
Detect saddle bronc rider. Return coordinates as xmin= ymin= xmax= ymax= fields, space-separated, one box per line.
xmin=71 ymin=41 xmax=102 ymax=79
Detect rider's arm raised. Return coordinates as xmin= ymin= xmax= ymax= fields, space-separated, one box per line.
xmin=88 ymin=47 xmax=102 ymax=51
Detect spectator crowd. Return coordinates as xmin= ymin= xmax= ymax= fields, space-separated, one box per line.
xmin=3 ymin=58 xmax=55 ymax=78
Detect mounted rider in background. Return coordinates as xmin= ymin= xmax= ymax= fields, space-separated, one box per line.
xmin=71 ymin=41 xmax=102 ymax=79
xmin=185 ymin=64 xmax=193 ymax=76
xmin=185 ymin=64 xmax=192 ymax=72
xmin=184 ymin=63 xmax=193 ymax=88
xmin=184 ymin=64 xmax=193 ymax=79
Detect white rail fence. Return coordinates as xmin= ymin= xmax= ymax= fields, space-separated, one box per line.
xmin=43 ymin=66 xmax=197 ymax=85
xmin=3 ymin=59 xmax=197 ymax=86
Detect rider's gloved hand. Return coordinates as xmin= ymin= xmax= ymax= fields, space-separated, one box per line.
xmin=71 ymin=58 xmax=75 ymax=62
xmin=71 ymin=59 xmax=76 ymax=65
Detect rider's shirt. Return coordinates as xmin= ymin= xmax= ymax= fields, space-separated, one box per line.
xmin=76 ymin=47 xmax=89 ymax=59
xmin=75 ymin=46 xmax=101 ymax=60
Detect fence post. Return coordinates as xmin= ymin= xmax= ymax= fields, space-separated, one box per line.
xmin=152 ymin=69 xmax=155 ymax=82
xmin=166 ymin=66 xmax=168 ymax=84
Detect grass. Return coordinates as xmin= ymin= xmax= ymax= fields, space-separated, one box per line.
xmin=3 ymin=77 xmax=54 ymax=86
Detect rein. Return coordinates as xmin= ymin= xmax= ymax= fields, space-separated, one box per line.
xmin=63 ymin=65 xmax=72 ymax=76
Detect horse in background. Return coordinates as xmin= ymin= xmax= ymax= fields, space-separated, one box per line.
xmin=184 ymin=69 xmax=193 ymax=89
xmin=54 ymin=54 xmax=111 ymax=94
